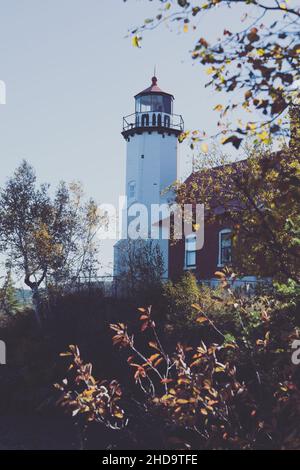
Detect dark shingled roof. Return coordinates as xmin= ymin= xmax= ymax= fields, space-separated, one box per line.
xmin=135 ymin=76 xmax=174 ymax=98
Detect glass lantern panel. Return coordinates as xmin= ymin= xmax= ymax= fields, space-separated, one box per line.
xmin=136 ymin=94 xmax=173 ymax=114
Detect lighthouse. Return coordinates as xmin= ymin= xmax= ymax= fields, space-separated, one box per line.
xmin=114 ymin=76 xmax=184 ymax=278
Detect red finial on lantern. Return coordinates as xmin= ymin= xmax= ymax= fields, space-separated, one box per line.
xmin=152 ymin=76 xmax=158 ymax=86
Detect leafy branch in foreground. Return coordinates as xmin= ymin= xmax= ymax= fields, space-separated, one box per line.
xmin=56 ymin=284 xmax=300 ymax=449
xmin=55 ymin=345 xmax=126 ymax=431
xmin=126 ymin=0 xmax=300 ymax=148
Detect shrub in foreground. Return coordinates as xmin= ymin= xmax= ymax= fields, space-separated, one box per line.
xmin=56 ymin=280 xmax=300 ymax=450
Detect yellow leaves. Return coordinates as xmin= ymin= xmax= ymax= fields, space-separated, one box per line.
xmin=213 ymin=104 xmax=223 ymax=112
xmin=206 ymin=67 xmax=215 ymax=75
xmin=183 ymin=23 xmax=189 ymax=33
xmin=191 ymin=303 xmax=202 ymax=311
xmin=161 ymin=394 xmax=174 ymax=402
xmin=201 ymin=142 xmax=209 ymax=153
xmin=280 ymin=2 xmax=287 ymax=9
xmin=176 ymin=399 xmax=190 ymax=405
xmin=256 ymin=48 xmax=265 ymax=57
xmin=258 ymin=130 xmax=270 ymax=144
xmin=114 ymin=411 xmax=124 ymax=419
xmin=214 ymin=366 xmax=225 ymax=373
xmin=178 ymin=378 xmax=191 ymax=385
xmin=196 ymin=316 xmax=208 ymax=324
xmin=289 ymin=160 xmax=300 ymax=176
xmin=82 ymin=389 xmax=95 ymax=398
xmin=132 ymin=36 xmax=141 ymax=48
xmin=265 ymin=169 xmax=279 ymax=183
xmin=178 ymin=130 xmax=190 ymax=143
xmin=247 ymin=122 xmax=256 ymax=132
xmin=165 ymin=2 xmax=171 ymax=10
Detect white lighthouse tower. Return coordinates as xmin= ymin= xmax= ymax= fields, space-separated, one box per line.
xmin=114 ymin=76 xmax=184 ymax=278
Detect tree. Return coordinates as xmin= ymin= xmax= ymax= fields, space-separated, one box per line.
xmin=0 ymin=161 xmax=102 ymax=326
xmin=175 ymin=138 xmax=300 ymax=282
xmin=127 ymin=0 xmax=300 ymax=148
xmin=0 ymin=261 xmax=19 ymax=315
xmin=115 ymin=239 xmax=165 ymax=298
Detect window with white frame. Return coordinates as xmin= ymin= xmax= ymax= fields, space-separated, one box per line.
xmin=185 ymin=234 xmax=197 ymax=268
xmin=218 ymin=229 xmax=232 ymax=267
xmin=128 ymin=181 xmax=136 ymax=200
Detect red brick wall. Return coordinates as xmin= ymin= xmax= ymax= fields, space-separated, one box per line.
xmin=169 ymin=221 xmax=231 ymax=281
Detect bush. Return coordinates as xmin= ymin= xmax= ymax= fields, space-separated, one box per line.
xmin=162 ymin=273 xmax=201 ymax=334
xmin=56 ymin=283 xmax=300 ymax=450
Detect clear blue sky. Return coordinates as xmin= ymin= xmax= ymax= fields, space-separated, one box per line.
xmin=0 ymin=0 xmax=284 ymax=274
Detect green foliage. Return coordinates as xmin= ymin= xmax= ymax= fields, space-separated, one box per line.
xmin=0 ymin=161 xmax=102 ymax=326
xmin=0 ymin=267 xmax=19 ymax=315
xmin=274 ymin=278 xmax=300 ymax=310
xmin=57 ymin=290 xmax=300 ymax=449
xmin=162 ymin=272 xmax=201 ymax=331
xmin=176 ymin=145 xmax=300 ymax=283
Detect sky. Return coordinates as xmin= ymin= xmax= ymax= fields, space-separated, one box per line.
xmin=0 ymin=0 xmax=287 ymax=275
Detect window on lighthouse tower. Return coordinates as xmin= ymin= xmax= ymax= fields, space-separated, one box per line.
xmin=128 ymin=181 xmax=136 ymax=201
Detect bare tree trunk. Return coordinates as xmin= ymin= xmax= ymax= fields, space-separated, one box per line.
xmin=31 ymin=285 xmax=42 ymax=328
xmin=25 ymin=269 xmax=47 ymax=328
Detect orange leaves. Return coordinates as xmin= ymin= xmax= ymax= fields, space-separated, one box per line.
xmin=153 ymin=357 xmax=163 ymax=368
xmin=138 ymin=306 xmax=155 ymax=332
xmin=148 ymin=353 xmax=160 ymax=363
xmin=247 ymin=27 xmax=260 ymax=43
xmin=131 ymin=364 xmax=147 ymax=382
xmin=55 ymin=346 xmax=125 ymax=429
xmin=196 ymin=316 xmax=208 ymax=324
xmin=215 ymin=271 xmax=226 ymax=279
xmin=199 ymin=37 xmax=209 ymax=48
xmin=191 ymin=304 xmax=209 ymax=324
xmin=214 ymin=268 xmax=237 ymax=289
xmin=110 ymin=323 xmax=132 ymax=348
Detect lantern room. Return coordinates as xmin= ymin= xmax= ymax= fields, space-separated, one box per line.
xmin=122 ymin=76 xmax=184 ymax=139
xmin=135 ymin=76 xmax=173 ymax=114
